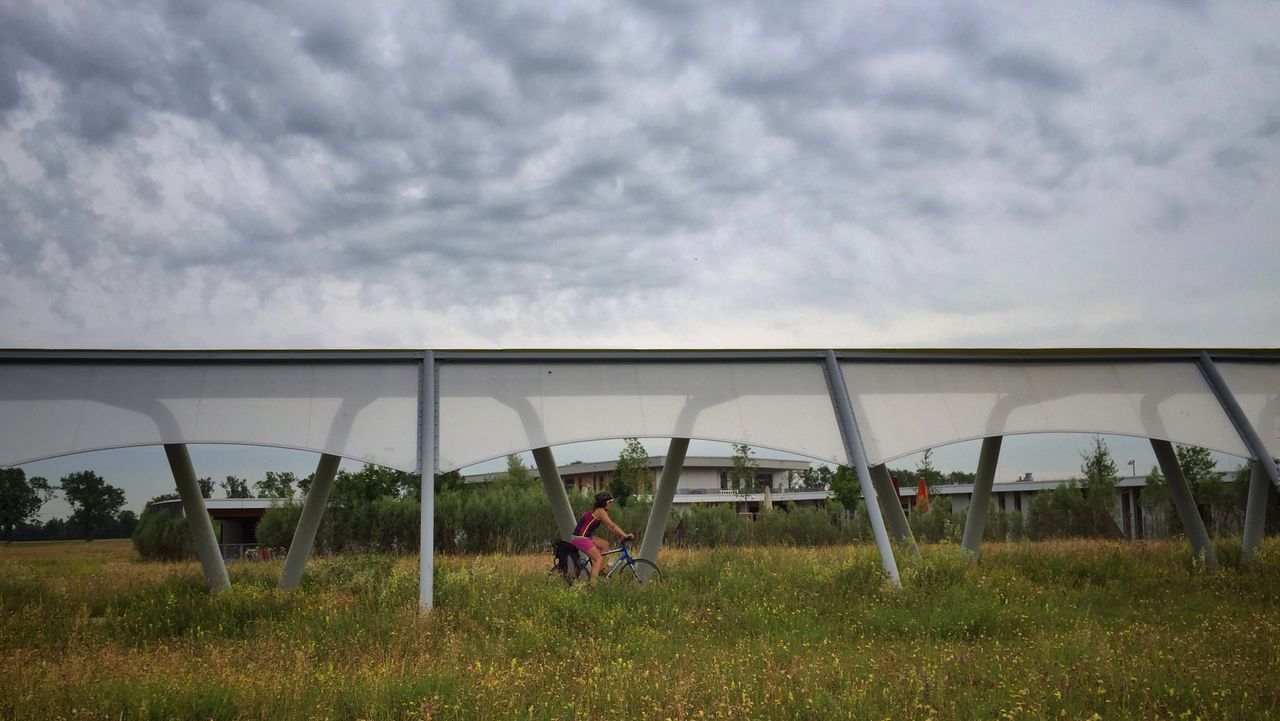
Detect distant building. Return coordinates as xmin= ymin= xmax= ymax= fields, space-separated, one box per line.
xmin=896 ymin=474 xmax=1239 ymax=540
xmin=149 ymin=497 xmax=280 ymax=558
xmin=466 ymin=455 xmax=824 ymax=513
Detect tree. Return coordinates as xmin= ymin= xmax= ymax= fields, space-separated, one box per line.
xmin=435 ymin=470 xmax=463 ymax=495
xmin=332 ymin=464 xmax=415 ymax=506
xmin=221 ymin=475 xmax=251 ymax=499
xmin=117 ymin=509 xmax=139 ymax=537
xmin=792 ymin=465 xmax=832 ymax=491
xmin=1079 ymin=436 xmax=1119 ymax=534
xmin=916 ymin=448 xmax=945 ymax=490
xmin=197 ymin=476 xmax=213 ymax=499
xmin=1198 ymin=470 xmax=1236 ymax=533
xmin=59 ymin=470 xmax=126 ymax=541
xmin=1026 ymin=480 xmax=1091 ymax=539
xmin=725 ymin=443 xmax=760 ymax=498
xmin=611 ymin=438 xmax=652 ymax=506
xmin=0 ymin=468 xmax=54 ymax=542
xmin=1174 ymin=445 xmax=1217 ymax=495
xmin=829 ymin=465 xmax=860 ymax=513
xmin=1140 ymin=465 xmax=1176 ymax=537
xmin=255 ymin=471 xmax=297 ymax=499
xmin=495 ymin=455 xmax=535 ymax=487
xmin=42 ymin=517 xmax=66 ymax=540
xmin=945 ymin=470 xmax=976 ymax=485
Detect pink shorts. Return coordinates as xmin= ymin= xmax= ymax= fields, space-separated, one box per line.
xmin=570 ymin=536 xmax=596 ymax=553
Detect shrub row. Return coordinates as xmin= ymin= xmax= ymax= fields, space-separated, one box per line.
xmin=133 ymin=485 xmax=1038 ymax=561
xmin=251 ymin=487 xmax=876 ymax=556
xmin=132 ymin=483 xmax=1094 ymax=562
xmin=906 ymin=503 xmax=1026 ymax=544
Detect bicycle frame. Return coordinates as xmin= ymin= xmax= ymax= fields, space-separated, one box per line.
xmin=597 ymin=543 xmax=637 ymax=580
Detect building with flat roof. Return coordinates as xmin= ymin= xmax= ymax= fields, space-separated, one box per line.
xmin=149 ymin=497 xmax=281 ymax=559
xmin=466 ymin=455 xmax=824 ymax=512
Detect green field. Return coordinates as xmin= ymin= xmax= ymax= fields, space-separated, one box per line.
xmin=2 ymin=538 xmax=1279 ymax=720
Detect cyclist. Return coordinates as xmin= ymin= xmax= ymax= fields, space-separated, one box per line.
xmin=571 ymin=492 xmax=634 ymax=583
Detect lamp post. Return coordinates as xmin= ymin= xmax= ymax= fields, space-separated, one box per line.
xmin=1128 ymin=460 xmax=1136 ymax=479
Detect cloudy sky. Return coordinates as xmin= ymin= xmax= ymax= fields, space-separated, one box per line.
xmin=2 ymin=1 xmax=1277 ymax=516
xmin=1 ymin=0 xmax=1276 ymax=350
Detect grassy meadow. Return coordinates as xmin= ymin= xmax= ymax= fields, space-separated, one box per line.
xmin=2 ymin=538 xmax=1279 ymax=720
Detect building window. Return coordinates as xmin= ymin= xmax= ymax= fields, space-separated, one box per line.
xmin=719 ymin=471 xmax=776 ymax=491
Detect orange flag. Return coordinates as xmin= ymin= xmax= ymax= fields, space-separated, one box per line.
xmin=915 ymin=477 xmax=931 ymax=514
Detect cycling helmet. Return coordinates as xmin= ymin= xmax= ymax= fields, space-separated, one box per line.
xmin=594 ymin=492 xmax=614 ymax=508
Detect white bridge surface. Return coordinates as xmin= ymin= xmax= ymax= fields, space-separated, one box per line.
xmin=0 ymin=351 xmax=1275 ymax=472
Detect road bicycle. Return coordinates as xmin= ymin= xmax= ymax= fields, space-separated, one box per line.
xmin=588 ymin=539 xmax=661 ymax=583
xmin=552 ymin=539 xmax=661 ymax=584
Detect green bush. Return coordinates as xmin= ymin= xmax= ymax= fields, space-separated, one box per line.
xmin=255 ymin=502 xmax=302 ymax=551
xmin=683 ymin=503 xmax=750 ymax=547
xmin=131 ymin=509 xmax=195 ymax=561
xmin=908 ymin=504 xmax=962 ymax=543
xmin=751 ymin=502 xmax=861 ymax=546
xmin=1026 ymin=481 xmax=1100 ymax=539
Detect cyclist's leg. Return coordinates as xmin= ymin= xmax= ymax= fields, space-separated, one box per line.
xmin=584 ymin=543 xmax=605 ymax=582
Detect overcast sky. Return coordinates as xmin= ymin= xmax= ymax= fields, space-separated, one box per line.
xmin=1 ymin=0 xmax=1276 ymax=350
xmin=1 ymin=2 xmax=1276 ymax=517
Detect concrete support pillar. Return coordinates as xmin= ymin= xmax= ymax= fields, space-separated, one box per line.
xmin=533 ymin=446 xmax=577 ymax=540
xmin=280 ymin=453 xmax=341 ymax=590
xmin=823 ymin=350 xmax=901 ymax=587
xmin=1242 ymin=462 xmax=1270 ymax=564
xmin=870 ymin=464 xmax=917 ymax=555
xmin=419 ymin=351 xmax=436 ymax=611
xmin=1151 ymin=439 xmax=1218 ymax=570
xmin=1197 ymin=352 xmax=1280 ymax=494
xmin=638 ymin=438 xmax=690 ymax=577
xmin=163 ymin=443 xmax=230 ymax=593
xmin=961 ymin=436 xmax=1003 ymax=558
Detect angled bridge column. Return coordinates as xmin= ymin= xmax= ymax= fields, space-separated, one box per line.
xmin=870 ymin=464 xmax=917 ymax=555
xmin=823 ymin=350 xmax=901 ymax=587
xmin=1151 ymin=439 xmax=1218 ymax=570
xmin=638 ymin=437 xmax=689 ymax=579
xmin=280 ymin=453 xmax=341 ymax=590
xmin=1242 ymin=462 xmax=1270 ymax=564
xmin=533 ymin=446 xmax=576 ymax=540
xmin=960 ymin=436 xmax=1002 ymax=559
xmin=163 ymin=443 xmax=230 ymax=593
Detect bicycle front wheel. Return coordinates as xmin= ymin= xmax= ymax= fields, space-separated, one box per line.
xmin=626 ymin=559 xmax=661 ymax=583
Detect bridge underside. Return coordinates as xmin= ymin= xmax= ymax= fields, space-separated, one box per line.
xmin=3 ymin=348 xmax=1277 ymax=607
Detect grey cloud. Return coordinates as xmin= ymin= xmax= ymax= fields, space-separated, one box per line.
xmin=1117 ymin=140 xmax=1181 ymax=168
xmin=1214 ymin=145 xmax=1258 ymax=171
xmin=65 ymin=79 xmax=137 ymax=143
xmin=1154 ymin=198 xmax=1189 ymax=232
xmin=984 ymin=48 xmax=1083 ymax=94
xmin=0 ymin=45 xmax=25 ymax=114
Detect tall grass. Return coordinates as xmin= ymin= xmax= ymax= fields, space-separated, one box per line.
xmin=2 ymin=538 xmax=1278 ymax=720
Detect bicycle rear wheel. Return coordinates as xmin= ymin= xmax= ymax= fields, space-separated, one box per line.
xmin=625 ymin=558 xmax=661 ymax=583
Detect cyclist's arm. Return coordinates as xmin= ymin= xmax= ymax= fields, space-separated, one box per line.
xmin=597 ymin=509 xmax=633 ymax=539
